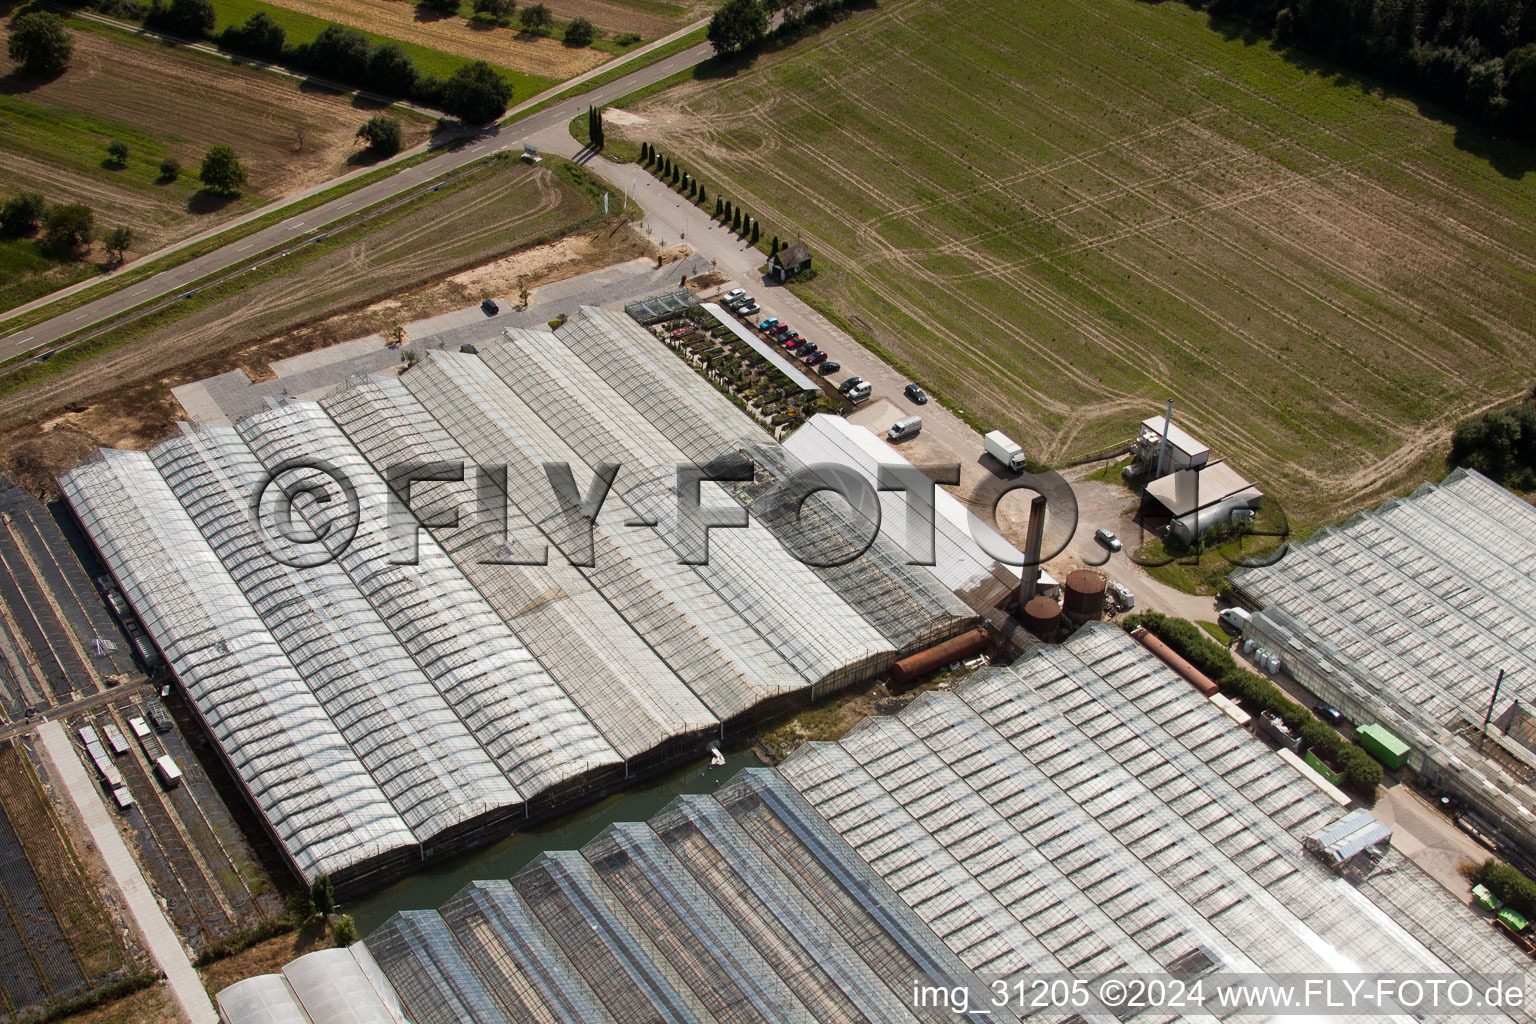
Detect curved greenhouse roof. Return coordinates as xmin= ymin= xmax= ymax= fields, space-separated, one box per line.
xmin=62 ymin=308 xmax=977 ymax=890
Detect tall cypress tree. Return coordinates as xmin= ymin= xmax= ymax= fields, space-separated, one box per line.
xmin=732 ymin=208 xmax=742 ymax=232
xmin=771 ymin=235 xmax=780 ymax=254
xmin=750 ymin=220 xmax=760 ymax=244
xmin=715 ymin=196 xmax=724 ymax=218
xmin=698 ymin=185 xmax=707 ymax=206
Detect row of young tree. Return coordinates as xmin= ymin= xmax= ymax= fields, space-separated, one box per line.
xmin=638 ymin=143 xmax=766 ymax=241
xmin=1197 ymin=0 xmax=1536 ymax=138
xmin=137 ymin=0 xmax=513 ymax=122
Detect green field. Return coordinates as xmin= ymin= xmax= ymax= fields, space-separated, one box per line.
xmin=625 ymin=0 xmax=1536 ymax=525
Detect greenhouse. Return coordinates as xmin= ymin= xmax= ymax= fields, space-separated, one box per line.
xmin=1231 ymin=467 xmax=1536 ymax=863
xmin=220 ymin=626 xmax=1536 ymax=1024
xmin=61 ymin=308 xmax=977 ymax=891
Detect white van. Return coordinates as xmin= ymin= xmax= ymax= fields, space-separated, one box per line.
xmin=887 ymin=416 xmax=922 ymax=442
xmin=1218 ymin=607 xmax=1251 ymax=636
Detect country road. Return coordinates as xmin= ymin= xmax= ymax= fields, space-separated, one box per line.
xmin=0 ymin=32 xmax=714 ymax=362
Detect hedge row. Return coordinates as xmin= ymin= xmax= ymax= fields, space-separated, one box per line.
xmin=1122 ymin=611 xmax=1383 ymax=797
xmin=1475 ymin=858 xmax=1536 ymax=919
xmin=16 ymin=971 xmax=161 ymax=1024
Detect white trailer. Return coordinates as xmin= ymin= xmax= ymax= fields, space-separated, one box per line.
xmin=154 ymin=755 xmax=182 ymax=789
xmin=984 ymin=430 xmax=1027 ymax=472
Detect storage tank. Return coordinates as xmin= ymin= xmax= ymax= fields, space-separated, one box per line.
xmin=1021 ymin=596 xmax=1061 ymax=640
xmin=1131 ymin=626 xmax=1219 ymax=697
xmin=1062 ymin=570 xmax=1107 ymax=623
xmin=889 ymin=629 xmax=990 ymax=687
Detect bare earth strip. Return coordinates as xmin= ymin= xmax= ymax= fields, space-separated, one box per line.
xmin=262 ymin=0 xmax=608 ymax=75
xmin=624 ymin=0 xmax=1536 ymax=525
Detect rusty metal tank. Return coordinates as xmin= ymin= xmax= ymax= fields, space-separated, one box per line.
xmin=1021 ymin=596 xmax=1061 ymax=640
xmin=889 ymin=629 xmax=990 ymax=687
xmin=1062 ymin=569 xmax=1107 ymax=623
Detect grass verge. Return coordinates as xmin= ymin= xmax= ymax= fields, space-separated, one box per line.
xmin=503 ymin=25 xmax=707 ymax=125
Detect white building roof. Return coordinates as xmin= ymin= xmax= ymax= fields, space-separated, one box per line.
xmin=1144 ymin=460 xmax=1260 ymax=517
xmin=1140 ymin=415 xmax=1211 ymax=460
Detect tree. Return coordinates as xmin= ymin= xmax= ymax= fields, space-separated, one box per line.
xmin=198 ymin=144 xmax=248 ymax=193
xmin=671 ymin=164 xmax=680 ymax=185
xmin=518 ymin=2 xmax=551 ymax=30
xmin=472 ymin=0 xmax=515 ymax=18
xmin=367 ymin=43 xmax=418 ymax=95
xmin=306 ymin=24 xmax=371 ymax=81
xmin=732 ymin=208 xmax=742 ymax=232
xmin=224 ymin=11 xmax=285 ymax=58
xmin=1507 ymin=43 xmax=1536 ymax=135
xmin=640 ymin=142 xmax=650 ymax=163
xmin=418 ymin=0 xmax=460 ymax=13
xmin=442 ymin=60 xmax=511 ymax=123
xmin=7 ymin=11 xmax=73 ymax=76
xmin=564 ymin=15 xmax=594 ymax=46
xmin=155 ymin=0 xmax=216 ymax=37
xmin=331 ymin=914 xmax=359 ymax=947
xmin=714 ymin=196 xmax=724 ymax=218
xmin=587 ymin=105 xmax=603 ymax=148
xmin=0 ymin=192 xmax=45 ymax=237
xmin=770 ymin=235 xmax=779 ymax=253
xmin=41 ymin=203 xmax=94 ymax=257
xmin=697 ymin=185 xmax=706 ymax=206
xmin=310 ymin=874 xmax=335 ymax=917
xmin=106 ymin=140 xmax=129 ymax=168
xmin=356 ymin=115 xmax=403 ymax=156
xmin=158 ymin=156 xmax=181 ymax=181
xmin=102 ymin=225 xmax=133 ymax=263
xmin=750 ymin=219 xmax=760 ymax=244
xmin=724 ymin=199 xmax=733 ymax=222
xmin=706 ymin=0 xmax=766 ymax=54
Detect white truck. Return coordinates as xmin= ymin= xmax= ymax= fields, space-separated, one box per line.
xmin=984 ymin=430 xmax=1027 ymax=472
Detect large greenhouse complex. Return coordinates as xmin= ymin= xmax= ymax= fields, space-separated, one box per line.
xmin=59 ymin=307 xmax=978 ymax=892
xmin=1232 ymin=467 xmax=1536 ymax=865
xmin=216 ymin=626 xmax=1536 ymax=1024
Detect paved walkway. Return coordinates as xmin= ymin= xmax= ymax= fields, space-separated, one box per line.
xmin=35 ymin=720 xmax=218 ymax=1024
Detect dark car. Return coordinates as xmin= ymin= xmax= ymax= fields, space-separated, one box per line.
xmin=819 ymin=361 xmax=841 ymax=375
xmin=839 ymin=376 xmax=865 ymax=394
xmin=1313 ymin=703 xmax=1343 ymax=724
xmin=481 ymin=299 xmax=499 ymax=315
xmin=904 ymin=383 xmax=928 ymax=404
xmin=800 ymin=348 xmax=821 ymax=362
xmin=769 ymin=323 xmax=791 ymax=337
xmin=794 ymin=340 xmax=817 ymax=354
xmin=781 ymin=333 xmax=803 ymax=348
xmin=805 ymin=351 xmax=829 ymax=366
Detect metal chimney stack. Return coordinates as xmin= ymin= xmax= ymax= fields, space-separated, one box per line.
xmin=1018 ymin=493 xmax=1047 ymax=606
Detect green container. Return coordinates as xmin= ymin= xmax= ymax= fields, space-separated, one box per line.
xmin=1304 ymin=749 xmax=1345 ymax=785
xmin=1355 ymin=723 xmax=1411 ymax=769
xmin=1499 ymin=907 xmax=1529 ymax=933
xmin=1473 ymin=884 xmax=1503 ymax=911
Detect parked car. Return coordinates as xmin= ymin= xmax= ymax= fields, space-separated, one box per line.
xmin=801 ymin=348 xmax=822 ymax=362
xmin=758 ymin=318 xmax=779 ymax=330
xmin=481 ymin=299 xmax=499 ymax=315
xmin=904 ymin=383 xmax=928 ymax=404
xmin=737 ymin=303 xmax=759 ymax=315
xmin=1094 ymin=527 xmax=1122 ymax=552
xmin=723 ymin=288 xmax=746 ymax=303
xmin=781 ymin=334 xmax=803 ymax=348
xmin=847 ymin=381 xmax=872 ymax=402
xmin=794 ymin=340 xmax=817 ymax=354
xmin=805 ymin=351 xmax=829 ymax=366
xmin=1314 ymin=703 xmax=1343 ymax=724
xmin=819 ymin=361 xmax=841 ymax=375
xmin=728 ymin=294 xmax=754 ymax=309
xmin=839 ymin=376 xmax=865 ymax=394
xmin=769 ymin=323 xmax=791 ymax=336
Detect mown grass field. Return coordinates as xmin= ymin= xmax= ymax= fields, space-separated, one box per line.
xmin=0 ymin=20 xmax=432 ymax=313
xmin=624 ymin=0 xmax=1536 ymax=525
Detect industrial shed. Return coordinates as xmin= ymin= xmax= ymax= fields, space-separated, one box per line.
xmin=1232 ymin=467 xmax=1536 ymax=865
xmin=222 ymin=626 xmax=1536 ymax=1024
xmin=62 ymin=307 xmax=976 ymax=893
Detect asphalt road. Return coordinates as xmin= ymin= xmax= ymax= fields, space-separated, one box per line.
xmin=0 ymin=38 xmax=714 ymax=362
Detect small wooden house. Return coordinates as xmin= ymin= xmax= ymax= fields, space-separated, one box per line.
xmin=769 ymin=242 xmax=812 ymax=281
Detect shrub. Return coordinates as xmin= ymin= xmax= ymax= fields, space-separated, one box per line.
xmin=471 ymin=0 xmax=514 ymax=18
xmin=331 ymin=913 xmax=359 ymax=947
xmin=356 ymin=115 xmax=403 ymax=156
xmin=1449 ymin=388 xmax=1536 ymax=491
xmin=102 ymin=225 xmax=133 ymax=262
xmin=106 ymin=139 xmax=129 ymax=167
xmin=42 ymin=202 xmax=94 ymax=256
xmin=221 ymin=10 xmax=285 ymax=58
xmin=1476 ymin=859 xmax=1536 ymax=918
xmin=367 ymin=43 xmax=418 ymax=95
xmin=0 ymin=192 xmax=45 ymax=236
xmin=518 ymin=2 xmax=551 ymax=30
xmin=564 ymin=16 xmax=594 ymax=45
xmin=418 ymin=0 xmax=460 ymax=13
xmin=158 ymin=156 xmax=181 ymax=181
xmin=7 ymin=11 xmax=73 ymax=75
xmin=613 ymin=31 xmax=641 ymax=45
xmin=442 ymin=60 xmax=511 ymax=123
xmin=150 ymin=0 xmax=215 ymax=37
